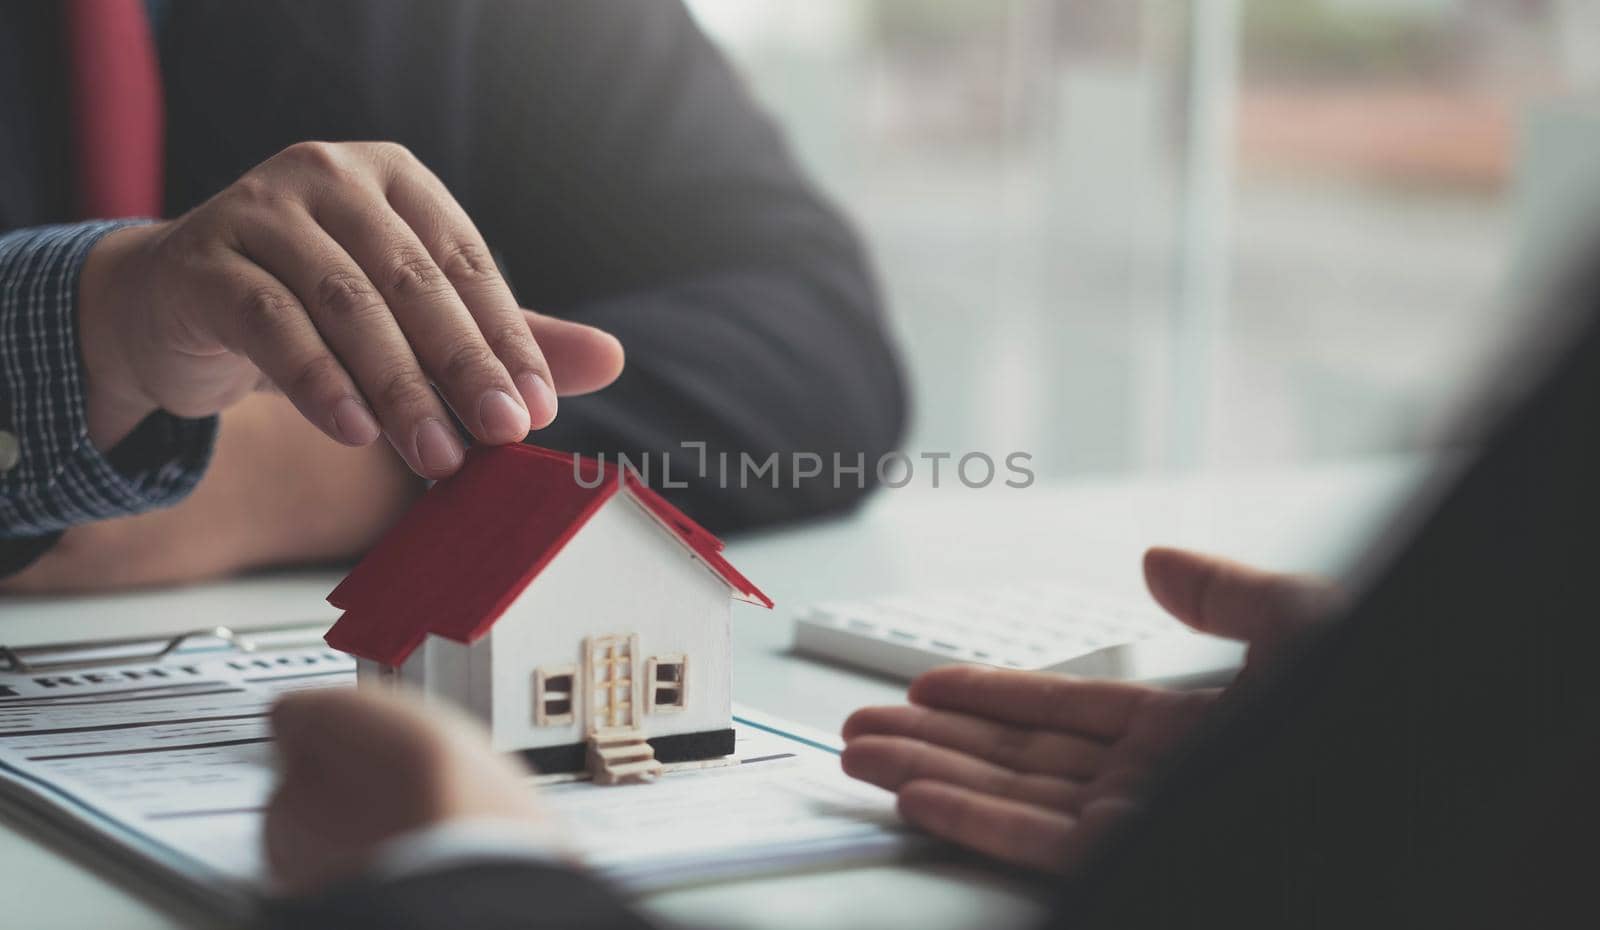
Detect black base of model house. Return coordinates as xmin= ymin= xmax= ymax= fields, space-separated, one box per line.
xmin=516 ymin=727 xmax=736 ymax=776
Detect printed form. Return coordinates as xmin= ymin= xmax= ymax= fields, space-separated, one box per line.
xmin=0 ymin=639 xmax=914 ymax=918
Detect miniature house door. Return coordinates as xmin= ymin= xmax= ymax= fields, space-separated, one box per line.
xmin=585 ymin=634 xmax=642 ymax=737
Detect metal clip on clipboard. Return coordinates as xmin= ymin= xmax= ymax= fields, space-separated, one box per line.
xmin=0 ymin=624 xmax=330 ymax=673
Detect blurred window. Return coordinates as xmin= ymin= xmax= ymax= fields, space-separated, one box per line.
xmin=688 ymin=0 xmax=1596 ymax=474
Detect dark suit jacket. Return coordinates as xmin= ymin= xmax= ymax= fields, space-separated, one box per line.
xmin=1051 ymin=256 xmax=1600 ymax=927
xmin=271 ymin=261 xmax=1600 ymax=928
xmin=0 ymin=0 xmax=906 ymax=534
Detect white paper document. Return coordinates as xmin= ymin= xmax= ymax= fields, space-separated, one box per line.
xmin=0 ymin=635 xmax=916 ymax=921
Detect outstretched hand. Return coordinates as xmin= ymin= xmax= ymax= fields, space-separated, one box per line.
xmin=841 ymin=547 xmax=1336 ymax=873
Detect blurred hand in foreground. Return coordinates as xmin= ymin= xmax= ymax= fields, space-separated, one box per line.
xmin=265 ymin=687 xmax=546 ymax=894
xmin=841 ymin=547 xmax=1338 ymax=874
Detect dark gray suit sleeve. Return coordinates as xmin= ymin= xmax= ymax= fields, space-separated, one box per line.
xmin=462 ymin=0 xmax=909 ymax=533
xmin=266 ymin=863 xmax=657 ymax=930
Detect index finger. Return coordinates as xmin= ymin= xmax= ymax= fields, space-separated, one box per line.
xmin=843 ymin=703 xmax=1107 ymax=776
xmin=908 ymin=666 xmax=1156 ymax=741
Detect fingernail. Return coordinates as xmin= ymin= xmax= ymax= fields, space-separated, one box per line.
xmin=516 ymin=372 xmax=558 ymax=429
xmin=331 ymin=396 xmax=381 ymax=445
xmin=414 ymin=418 xmax=463 ymax=474
xmin=478 ymin=389 xmax=530 ymax=440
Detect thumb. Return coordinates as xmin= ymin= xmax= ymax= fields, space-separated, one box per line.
xmin=523 ymin=311 xmax=625 ymax=398
xmin=269 ymin=687 xmax=450 ymax=779
xmin=1142 ymin=547 xmax=1333 ymax=647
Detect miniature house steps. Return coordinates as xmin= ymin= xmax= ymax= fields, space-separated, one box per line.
xmin=587 ymin=732 xmax=665 ymax=785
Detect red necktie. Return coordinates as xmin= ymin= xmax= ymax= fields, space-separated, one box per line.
xmin=63 ymin=0 xmax=165 ymax=219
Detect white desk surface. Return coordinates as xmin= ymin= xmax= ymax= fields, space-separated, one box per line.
xmin=0 ymin=457 xmax=1430 ymax=930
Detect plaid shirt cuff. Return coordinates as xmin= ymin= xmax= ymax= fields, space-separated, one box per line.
xmin=0 ymin=222 xmax=218 ymax=541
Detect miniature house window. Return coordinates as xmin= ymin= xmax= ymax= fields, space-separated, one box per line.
xmin=534 ymin=665 xmax=577 ymax=726
xmin=646 ymin=655 xmax=687 ymax=713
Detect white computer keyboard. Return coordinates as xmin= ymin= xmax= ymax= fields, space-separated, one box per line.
xmin=793 ymin=580 xmax=1244 ymax=683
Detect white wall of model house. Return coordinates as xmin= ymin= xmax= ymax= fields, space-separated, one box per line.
xmin=359 ymin=491 xmax=734 ymax=753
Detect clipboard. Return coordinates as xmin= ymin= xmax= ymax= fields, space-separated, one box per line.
xmin=0 ymin=621 xmax=337 ymax=926
xmin=0 ymin=625 xmax=918 ymax=925
xmin=0 ymin=623 xmax=328 ymax=673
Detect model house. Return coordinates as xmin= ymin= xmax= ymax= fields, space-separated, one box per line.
xmin=324 ymin=444 xmax=772 ymax=785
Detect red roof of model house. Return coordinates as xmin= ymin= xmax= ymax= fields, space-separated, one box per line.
xmin=325 ymin=444 xmax=772 ymax=667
